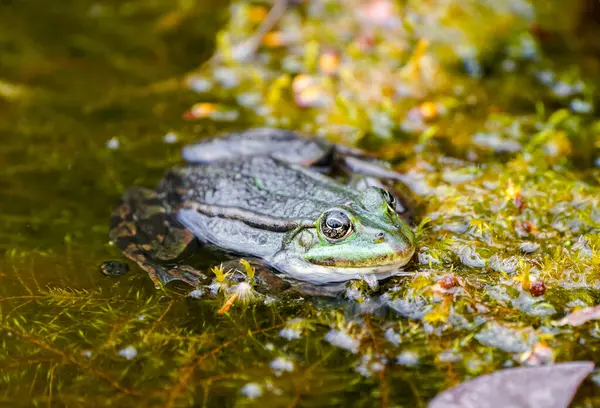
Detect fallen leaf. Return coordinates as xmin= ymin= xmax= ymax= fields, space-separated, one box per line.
xmin=555 ymin=305 xmax=600 ymax=326
xmin=429 ymin=361 xmax=595 ymax=408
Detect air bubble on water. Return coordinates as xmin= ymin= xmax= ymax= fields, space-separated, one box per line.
xmin=163 ymin=132 xmax=178 ymax=144
xmin=240 ymin=383 xmax=263 ymax=399
xmin=118 ymin=346 xmax=137 ymax=360
xmin=106 ymin=137 xmax=120 ymax=149
xmin=269 ymin=357 xmax=295 ymax=376
xmin=325 ymin=329 xmax=359 ymax=353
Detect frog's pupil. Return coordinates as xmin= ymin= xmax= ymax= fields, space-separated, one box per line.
xmin=327 ymin=216 xmax=344 ymax=229
xmin=321 ymin=210 xmax=351 ymax=241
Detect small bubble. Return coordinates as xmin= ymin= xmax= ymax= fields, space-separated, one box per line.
xmin=325 ymin=329 xmax=359 ymax=353
xmin=552 ymin=82 xmax=573 ymax=98
xmin=213 ymin=68 xmax=239 ymax=88
xmin=106 ymin=137 xmax=120 ymax=149
xmin=438 ymin=349 xmax=462 ymax=363
xmin=269 ymin=357 xmax=295 ymax=376
xmin=118 ymin=346 xmax=137 ymax=360
xmin=536 ymin=70 xmax=554 ymax=85
xmin=384 ymin=328 xmax=401 ymax=347
xmin=279 ymin=328 xmax=302 ymax=341
xmin=570 ymin=99 xmax=592 ymax=113
xmin=163 ymin=132 xmax=178 ymax=144
xmin=187 ymin=77 xmax=213 ymax=93
xmin=240 ymin=383 xmax=263 ymax=399
xmin=237 ymin=92 xmax=262 ymax=107
xmin=501 ymin=59 xmax=516 ymax=72
xmin=396 ymin=351 xmax=420 ymax=367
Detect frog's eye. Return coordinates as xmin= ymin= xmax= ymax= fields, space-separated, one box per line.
xmin=383 ymin=190 xmax=396 ymax=210
xmin=320 ymin=210 xmax=353 ymax=242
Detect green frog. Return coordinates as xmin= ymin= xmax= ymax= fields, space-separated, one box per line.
xmin=109 ymin=128 xmax=415 ymax=289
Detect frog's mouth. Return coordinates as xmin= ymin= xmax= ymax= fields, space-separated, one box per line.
xmin=299 ymin=232 xmax=416 ymax=268
xmin=267 ymin=251 xmax=414 ymax=284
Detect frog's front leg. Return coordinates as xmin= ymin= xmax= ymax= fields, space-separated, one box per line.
xmin=217 ymin=259 xmax=292 ymax=294
xmin=217 ymin=259 xmax=346 ymax=298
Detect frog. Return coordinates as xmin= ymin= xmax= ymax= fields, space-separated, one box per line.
xmin=108 ymin=128 xmax=416 ymax=291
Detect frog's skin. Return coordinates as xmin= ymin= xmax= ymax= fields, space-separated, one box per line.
xmin=109 ymin=128 xmax=416 ymax=289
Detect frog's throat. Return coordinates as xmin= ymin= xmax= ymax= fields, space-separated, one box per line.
xmin=267 ymin=252 xmax=412 ymax=284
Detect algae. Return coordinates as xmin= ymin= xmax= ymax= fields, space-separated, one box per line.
xmin=1 ymin=0 xmax=600 ymax=406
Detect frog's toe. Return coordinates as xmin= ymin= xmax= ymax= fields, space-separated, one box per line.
xmin=141 ymin=262 xmax=207 ymax=288
xmin=286 ymin=281 xmax=347 ymax=298
xmin=172 ymin=264 xmax=208 ymax=283
xmin=253 ymin=267 xmax=292 ymax=294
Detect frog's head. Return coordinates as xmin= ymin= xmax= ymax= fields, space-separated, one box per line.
xmin=274 ymin=186 xmax=416 ymax=283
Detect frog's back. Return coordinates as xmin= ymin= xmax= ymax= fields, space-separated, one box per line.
xmin=159 ymin=156 xmax=357 ymax=221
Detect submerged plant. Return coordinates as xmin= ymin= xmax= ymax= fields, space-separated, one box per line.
xmin=2 ymin=0 xmax=600 ymax=406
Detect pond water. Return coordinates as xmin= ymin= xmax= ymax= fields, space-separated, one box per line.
xmin=1 ymin=0 xmax=600 ymax=406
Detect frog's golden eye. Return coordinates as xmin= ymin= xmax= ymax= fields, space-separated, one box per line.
xmin=320 ymin=210 xmax=353 ymax=242
xmin=383 ymin=190 xmax=396 ymax=210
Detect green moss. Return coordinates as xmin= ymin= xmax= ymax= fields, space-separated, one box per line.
xmin=2 ymin=0 xmax=600 ymax=406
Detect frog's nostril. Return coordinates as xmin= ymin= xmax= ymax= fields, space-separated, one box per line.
xmin=375 ymin=232 xmax=385 ymax=243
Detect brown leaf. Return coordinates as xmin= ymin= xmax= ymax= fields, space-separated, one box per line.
xmin=555 ymin=305 xmax=600 ymax=326
xmin=429 ymin=362 xmax=595 ymax=408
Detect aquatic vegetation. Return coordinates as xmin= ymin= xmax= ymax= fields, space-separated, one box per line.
xmin=2 ymin=0 xmax=600 ymax=406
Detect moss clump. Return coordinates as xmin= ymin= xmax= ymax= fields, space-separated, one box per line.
xmin=2 ymin=0 xmax=600 ymax=406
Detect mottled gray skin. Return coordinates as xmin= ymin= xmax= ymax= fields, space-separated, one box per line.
xmin=109 ymin=128 xmax=415 ymax=289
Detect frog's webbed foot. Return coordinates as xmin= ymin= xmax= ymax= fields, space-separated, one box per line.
xmin=284 ymin=281 xmax=347 ymax=298
xmin=121 ymin=245 xmax=208 ymax=288
xmin=109 ymin=187 xmax=207 ymax=288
